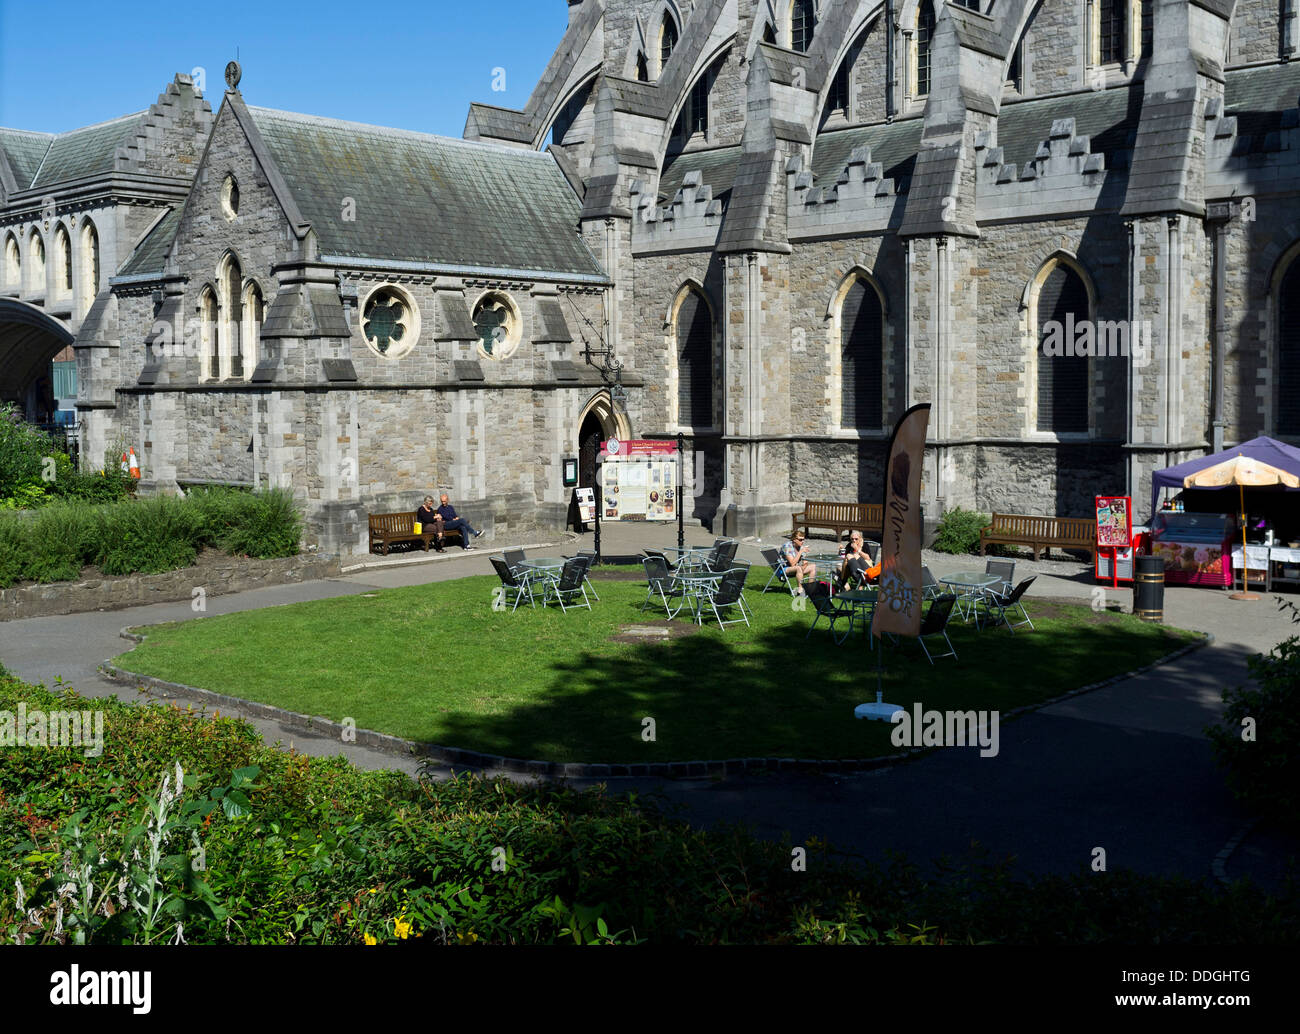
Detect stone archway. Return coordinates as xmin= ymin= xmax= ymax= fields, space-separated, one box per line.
xmin=576 ymin=392 xmax=630 ymax=489
xmin=0 ymin=298 xmax=74 ymax=421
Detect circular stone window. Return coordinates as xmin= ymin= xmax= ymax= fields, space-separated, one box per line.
xmin=473 ymin=292 xmax=522 ymax=360
xmin=221 ymin=174 xmax=240 ymax=220
xmin=361 ymin=285 xmax=419 ymax=358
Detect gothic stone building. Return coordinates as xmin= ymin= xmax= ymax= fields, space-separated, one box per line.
xmin=2 ymin=0 xmax=1298 ymax=553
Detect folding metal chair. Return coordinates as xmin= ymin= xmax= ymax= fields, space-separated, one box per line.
xmin=917 ymin=594 xmax=959 ymax=664
xmin=805 ymin=583 xmax=853 ymax=644
xmin=490 ymin=555 xmax=536 ymax=611
xmin=641 ymin=555 xmax=688 ymax=617
xmin=921 ymin=565 xmax=942 ymax=600
xmin=562 ymin=548 xmax=600 ymax=600
xmin=984 ymin=559 xmax=1016 ymax=595
xmin=980 ymin=576 xmax=1037 ymax=633
xmin=542 ymin=556 xmax=592 ymax=613
xmin=503 ymin=549 xmax=527 ymax=576
xmin=760 ymin=547 xmax=797 ymax=595
xmin=695 ymin=565 xmax=751 ymax=629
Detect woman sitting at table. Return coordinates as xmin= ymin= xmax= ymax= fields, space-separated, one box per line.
xmin=837 ymin=531 xmax=881 ymax=591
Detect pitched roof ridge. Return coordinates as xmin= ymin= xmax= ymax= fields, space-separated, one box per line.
xmin=247 ymin=105 xmax=556 ymax=160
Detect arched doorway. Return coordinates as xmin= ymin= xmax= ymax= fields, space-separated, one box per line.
xmin=576 ymin=392 xmax=631 ymax=489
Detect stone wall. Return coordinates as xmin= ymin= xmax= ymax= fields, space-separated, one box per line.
xmin=0 ymin=551 xmax=340 ymax=622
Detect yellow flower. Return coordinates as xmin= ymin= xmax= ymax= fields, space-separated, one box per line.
xmin=455 ymin=929 xmax=479 ymax=945
xmin=363 ymin=933 xmax=377 ymax=946
xmin=393 ymin=917 xmax=411 ymax=940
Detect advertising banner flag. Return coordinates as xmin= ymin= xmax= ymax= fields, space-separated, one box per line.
xmin=871 ymin=404 xmax=931 ymax=640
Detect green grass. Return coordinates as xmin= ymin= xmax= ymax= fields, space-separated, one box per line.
xmin=114 ymin=572 xmax=1200 ymax=763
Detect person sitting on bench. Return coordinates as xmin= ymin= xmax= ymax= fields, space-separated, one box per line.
xmin=416 ymin=495 xmax=445 ymax=552
xmin=836 ymin=531 xmax=881 ymax=591
xmin=436 ymin=494 xmax=483 ymax=550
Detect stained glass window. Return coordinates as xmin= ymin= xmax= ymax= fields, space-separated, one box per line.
xmin=364 ymin=292 xmax=407 ymax=355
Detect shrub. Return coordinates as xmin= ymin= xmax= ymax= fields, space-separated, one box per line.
xmin=94 ymin=495 xmax=203 ymax=575
xmin=23 ymin=503 xmax=97 ymax=583
xmin=1206 ymin=600 xmax=1300 ymax=828
xmin=931 ymin=507 xmax=991 ymax=555
xmin=0 ymin=514 xmax=32 ymax=588
xmin=0 ymin=404 xmax=54 ymax=499
xmin=218 ymin=488 xmax=302 ymax=558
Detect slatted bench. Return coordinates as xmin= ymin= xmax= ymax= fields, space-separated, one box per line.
xmin=979 ymin=513 xmax=1096 ymax=563
xmin=368 ymin=512 xmax=463 ymax=555
xmin=790 ymin=501 xmax=884 ymax=542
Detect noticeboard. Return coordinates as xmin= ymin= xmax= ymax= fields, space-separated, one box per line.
xmin=599 ymin=439 xmax=678 ymax=521
xmin=1095 ymin=495 xmax=1132 ymax=548
xmin=575 ymin=487 xmax=596 ymax=524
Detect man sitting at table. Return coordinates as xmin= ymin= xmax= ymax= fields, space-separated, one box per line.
xmin=837 ymin=532 xmax=881 ymax=591
xmin=780 ymin=531 xmax=817 ymax=595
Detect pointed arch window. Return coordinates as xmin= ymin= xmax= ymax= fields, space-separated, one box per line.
xmin=917 ymin=1 xmax=936 ymax=97
xmin=1035 ymin=263 xmax=1090 ymax=434
xmin=1277 ymin=257 xmax=1300 ymax=435
xmin=636 ymin=51 xmax=649 ymax=81
xmin=218 ymin=255 xmax=243 ymax=380
xmin=3 ymin=235 xmax=19 ymax=289
xmin=200 ymin=287 xmax=219 ymax=381
xmin=675 ymin=288 xmax=714 ymax=428
xmin=1139 ymin=0 xmax=1154 ymax=59
xmin=55 ymin=225 xmax=72 ymax=297
xmin=840 ymin=278 xmax=885 ymax=430
xmin=28 ymin=232 xmax=45 ymax=295
xmin=242 ymin=282 xmax=264 ymax=376
xmin=791 ymin=0 xmax=816 ymax=53
xmin=80 ymin=221 xmax=100 ymax=312
xmin=659 ymin=13 xmax=679 ymax=73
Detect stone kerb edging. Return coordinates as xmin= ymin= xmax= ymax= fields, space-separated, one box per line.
xmin=1 ymin=552 xmax=342 ymax=621
xmin=101 ymin=629 xmax=1213 ymax=780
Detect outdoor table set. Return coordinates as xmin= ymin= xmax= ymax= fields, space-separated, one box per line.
xmin=939 ymin=571 xmax=1003 ymax=628
xmin=642 ymin=539 xmax=751 ymax=629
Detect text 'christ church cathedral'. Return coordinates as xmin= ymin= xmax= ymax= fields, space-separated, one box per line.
xmin=1 ymin=0 xmax=1297 ymax=553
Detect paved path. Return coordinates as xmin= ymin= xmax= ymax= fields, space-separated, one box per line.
xmin=1 ymin=526 xmax=1295 ymax=887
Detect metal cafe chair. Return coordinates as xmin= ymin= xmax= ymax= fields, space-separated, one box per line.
xmin=542 ymin=556 xmax=593 ymax=613
xmin=984 ymin=559 xmax=1016 ymax=595
xmin=917 ymin=594 xmax=959 ymax=664
xmin=921 ymin=565 xmax=943 ymax=601
xmin=489 ymin=555 xmax=536 ymax=612
xmin=760 ymin=547 xmax=798 ymax=595
xmin=695 ymin=564 xmax=752 ymax=629
xmin=641 ymin=555 xmax=689 ymax=617
xmin=805 ymin=582 xmax=853 ymax=645
xmin=980 ymin=576 xmax=1037 ymax=634
xmin=562 ymin=548 xmax=601 ymax=601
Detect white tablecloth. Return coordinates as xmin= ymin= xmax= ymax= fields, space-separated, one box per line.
xmin=1230 ymin=545 xmax=1300 ymax=568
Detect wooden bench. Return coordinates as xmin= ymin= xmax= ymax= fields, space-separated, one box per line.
xmin=790 ymin=501 xmax=884 ymax=542
xmin=979 ymin=513 xmax=1096 ymax=563
xmin=368 ymin=512 xmax=463 ymax=555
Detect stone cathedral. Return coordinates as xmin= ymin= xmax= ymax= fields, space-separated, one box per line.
xmin=1 ymin=0 xmax=1298 ymax=553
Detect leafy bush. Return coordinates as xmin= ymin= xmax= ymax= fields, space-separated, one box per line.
xmin=931 ymin=507 xmax=992 ymax=555
xmin=0 ymin=405 xmax=54 ymax=499
xmin=0 ymin=487 xmax=301 ymax=588
xmin=1206 ymin=600 xmax=1300 ymax=828
xmin=0 ymin=676 xmax=1295 ymax=946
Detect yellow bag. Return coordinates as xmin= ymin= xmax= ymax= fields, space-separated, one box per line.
xmin=413 ymin=522 xmax=423 ymax=534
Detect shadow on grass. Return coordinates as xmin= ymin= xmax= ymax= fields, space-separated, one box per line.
xmin=433 ymin=588 xmax=1199 ymax=764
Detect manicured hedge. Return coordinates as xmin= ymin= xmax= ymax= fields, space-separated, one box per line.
xmin=0 ymin=487 xmax=302 ymax=588
xmin=0 ymin=677 xmax=1294 ymax=946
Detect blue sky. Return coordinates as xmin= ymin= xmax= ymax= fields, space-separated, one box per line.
xmin=0 ymin=0 xmax=572 ymax=135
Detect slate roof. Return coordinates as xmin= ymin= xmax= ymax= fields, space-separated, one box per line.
xmin=117 ymin=208 xmax=181 ymax=278
xmin=659 ymin=145 xmax=742 ymax=203
xmin=997 ymin=87 xmax=1142 ymax=170
xmin=811 ymin=118 xmax=924 ymax=187
xmin=1224 ymin=62 xmax=1300 ymax=142
xmin=245 ymin=106 xmax=606 ymax=280
xmin=0 ymin=128 xmax=54 ymax=188
xmin=29 ymin=113 xmax=146 ymax=189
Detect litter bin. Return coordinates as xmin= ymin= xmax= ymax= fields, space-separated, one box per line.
xmin=1133 ymin=553 xmax=1165 ymax=623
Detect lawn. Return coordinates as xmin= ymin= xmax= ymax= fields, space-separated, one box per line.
xmin=114 ymin=569 xmax=1201 ymax=763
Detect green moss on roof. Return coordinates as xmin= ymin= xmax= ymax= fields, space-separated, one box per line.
xmin=245 ymin=106 xmax=605 ymax=279
xmin=30 ymin=112 xmax=145 ymax=189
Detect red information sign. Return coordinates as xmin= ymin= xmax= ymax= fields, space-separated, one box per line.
xmin=598 ymin=440 xmax=679 ymax=521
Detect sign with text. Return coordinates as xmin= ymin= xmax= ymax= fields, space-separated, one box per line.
xmin=598 ymin=439 xmax=678 ymax=521
xmin=1095 ymin=495 xmax=1132 ymax=548
xmin=575 ymin=487 xmax=596 ymax=524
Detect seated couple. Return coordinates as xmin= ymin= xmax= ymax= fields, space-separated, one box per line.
xmin=415 ymin=493 xmax=483 ymax=552
xmin=780 ymin=530 xmax=879 ymax=595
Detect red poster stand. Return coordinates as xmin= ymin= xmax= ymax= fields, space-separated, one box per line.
xmin=1095 ymin=495 xmax=1134 ymax=587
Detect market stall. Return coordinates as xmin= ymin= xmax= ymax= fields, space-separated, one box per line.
xmin=1148 ymin=437 xmax=1300 ymax=592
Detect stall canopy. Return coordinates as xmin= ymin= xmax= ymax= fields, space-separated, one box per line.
xmin=1151 ymin=436 xmax=1300 ymax=515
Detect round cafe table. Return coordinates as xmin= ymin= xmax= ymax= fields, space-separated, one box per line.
xmin=939 ymin=571 xmax=1000 ymax=627
xmin=835 ymin=587 xmax=879 ymax=646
